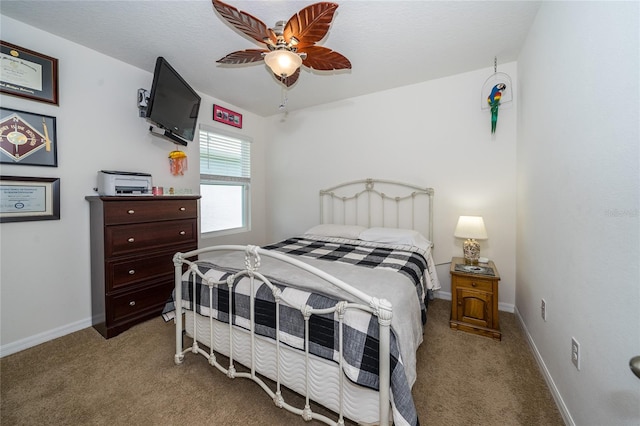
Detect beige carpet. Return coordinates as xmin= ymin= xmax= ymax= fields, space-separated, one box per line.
xmin=0 ymin=299 xmax=563 ymax=425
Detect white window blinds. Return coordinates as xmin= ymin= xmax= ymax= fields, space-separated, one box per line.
xmin=199 ymin=127 xmax=250 ymax=182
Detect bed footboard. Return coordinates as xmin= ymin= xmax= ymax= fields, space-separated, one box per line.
xmin=172 ymin=245 xmax=393 ymax=426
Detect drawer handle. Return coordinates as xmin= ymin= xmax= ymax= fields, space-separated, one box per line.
xmin=472 ymin=282 xmax=477 ymax=287
xmin=179 ymin=207 xmax=186 ymax=211
xmin=179 ymin=231 xmax=186 ymax=235
xmin=128 ymin=269 xmax=135 ymax=275
xmin=127 ymin=237 xmax=135 ymax=243
xmin=129 ymin=301 xmax=136 ymax=306
xmin=127 ymin=209 xmax=135 ymax=215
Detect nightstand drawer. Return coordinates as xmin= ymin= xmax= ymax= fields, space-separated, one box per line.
xmin=454 ymin=276 xmax=493 ymax=292
xmin=104 ymin=199 xmax=198 ymax=225
xmin=105 ymin=219 xmax=197 ymax=257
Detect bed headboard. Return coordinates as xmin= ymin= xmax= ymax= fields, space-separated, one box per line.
xmin=319 ymin=178 xmax=435 ymax=244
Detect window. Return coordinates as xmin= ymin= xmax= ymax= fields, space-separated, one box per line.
xmin=199 ymin=126 xmax=251 ymax=235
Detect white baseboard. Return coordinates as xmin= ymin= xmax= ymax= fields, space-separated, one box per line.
xmin=513 ymin=306 xmax=574 ymax=426
xmin=498 ymin=301 xmax=515 ymax=313
xmin=432 ymin=290 xmax=515 ymax=313
xmin=0 ymin=317 xmax=93 ymax=358
xmin=434 ymin=290 xmax=452 ymax=301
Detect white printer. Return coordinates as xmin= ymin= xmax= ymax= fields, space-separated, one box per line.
xmin=97 ymin=170 xmax=153 ymax=196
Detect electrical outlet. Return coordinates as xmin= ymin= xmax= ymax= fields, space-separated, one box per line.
xmin=541 ymin=298 xmax=547 ymax=321
xmin=571 ymin=337 xmax=581 ymax=370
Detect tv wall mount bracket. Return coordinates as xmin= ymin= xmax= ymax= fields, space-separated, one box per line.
xmin=137 ymin=88 xmax=149 ymax=117
xmin=137 ymin=88 xmax=187 ymax=146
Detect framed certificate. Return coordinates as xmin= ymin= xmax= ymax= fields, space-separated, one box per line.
xmin=0 ymin=41 xmax=59 ymax=105
xmin=0 ymin=176 xmax=60 ymax=222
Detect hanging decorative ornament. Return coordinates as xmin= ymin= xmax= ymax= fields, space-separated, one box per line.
xmin=487 ymin=83 xmax=506 ymax=134
xmin=168 ymin=149 xmax=187 ymax=176
xmin=481 ymin=57 xmax=513 ymax=134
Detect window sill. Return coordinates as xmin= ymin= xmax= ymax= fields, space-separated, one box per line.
xmin=201 ymin=226 xmax=250 ymax=239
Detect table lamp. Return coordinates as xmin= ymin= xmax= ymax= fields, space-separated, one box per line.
xmin=454 ymin=216 xmax=488 ymax=265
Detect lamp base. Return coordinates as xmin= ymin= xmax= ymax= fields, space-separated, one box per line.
xmin=463 ymin=238 xmax=481 ymax=265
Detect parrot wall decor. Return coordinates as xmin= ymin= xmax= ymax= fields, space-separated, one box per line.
xmin=481 ymin=57 xmax=512 ymax=135
xmin=487 ymin=83 xmax=506 ymax=134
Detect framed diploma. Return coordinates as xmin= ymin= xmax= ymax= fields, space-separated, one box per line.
xmin=0 ymin=107 xmax=57 ymax=167
xmin=0 ymin=41 xmax=59 ymax=105
xmin=0 ymin=176 xmax=60 ymax=222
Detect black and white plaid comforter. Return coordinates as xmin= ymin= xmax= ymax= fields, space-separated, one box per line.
xmin=163 ymin=237 xmax=428 ymax=426
xmin=264 ymin=236 xmax=430 ymax=323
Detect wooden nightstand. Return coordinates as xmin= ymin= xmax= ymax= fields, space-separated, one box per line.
xmin=449 ymin=257 xmax=501 ymax=340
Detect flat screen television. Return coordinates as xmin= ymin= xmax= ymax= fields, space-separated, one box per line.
xmin=146 ymin=57 xmax=201 ymax=146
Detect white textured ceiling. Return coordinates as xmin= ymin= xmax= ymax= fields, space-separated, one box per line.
xmin=1 ymin=0 xmax=540 ymax=117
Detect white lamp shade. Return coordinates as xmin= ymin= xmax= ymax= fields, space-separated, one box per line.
xmin=454 ymin=216 xmax=488 ymax=240
xmin=264 ymin=50 xmax=302 ymax=77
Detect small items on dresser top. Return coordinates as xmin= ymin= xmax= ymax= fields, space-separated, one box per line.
xmin=151 ymin=186 xmax=194 ymax=196
xmin=94 ymin=169 xmax=194 ymax=197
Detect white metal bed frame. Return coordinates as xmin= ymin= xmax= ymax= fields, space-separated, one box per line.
xmin=171 ymin=179 xmax=434 ymax=425
xmin=320 ymin=178 xmax=434 ymax=244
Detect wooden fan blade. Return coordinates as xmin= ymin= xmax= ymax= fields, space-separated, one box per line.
xmin=300 ymin=46 xmax=351 ymax=71
xmin=283 ymin=2 xmax=338 ymax=46
xmin=212 ymin=0 xmax=277 ymax=46
xmin=217 ymin=49 xmax=267 ymax=65
xmin=274 ymin=68 xmax=301 ymax=87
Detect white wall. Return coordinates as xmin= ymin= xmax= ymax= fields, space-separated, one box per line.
xmin=0 ymin=16 xmax=268 ymax=355
xmin=6 ymin=7 xmax=638 ymax=425
xmin=265 ymin=64 xmax=518 ymax=309
xmin=517 ymin=2 xmax=639 ymax=425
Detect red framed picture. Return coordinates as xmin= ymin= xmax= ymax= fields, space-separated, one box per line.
xmin=213 ymin=104 xmax=242 ymax=129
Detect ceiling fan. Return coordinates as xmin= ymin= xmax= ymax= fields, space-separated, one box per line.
xmin=212 ymin=0 xmax=352 ymax=87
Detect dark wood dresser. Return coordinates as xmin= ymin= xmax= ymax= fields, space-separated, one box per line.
xmin=86 ymin=195 xmax=199 ymax=338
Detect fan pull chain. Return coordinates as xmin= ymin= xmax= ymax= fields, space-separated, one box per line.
xmin=494 ymin=56 xmax=497 ymax=73
xmin=279 ymin=83 xmax=288 ymax=111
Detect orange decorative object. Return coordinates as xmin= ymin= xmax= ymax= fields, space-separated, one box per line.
xmin=169 ymin=150 xmax=187 ymax=176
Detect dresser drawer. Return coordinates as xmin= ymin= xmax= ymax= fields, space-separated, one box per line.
xmin=106 ymin=248 xmax=192 ymax=292
xmin=105 ymin=219 xmax=197 ymax=257
xmin=103 ymin=199 xmax=198 ymax=225
xmin=109 ymin=281 xmax=173 ymax=324
xmin=454 ymin=276 xmax=494 ymax=292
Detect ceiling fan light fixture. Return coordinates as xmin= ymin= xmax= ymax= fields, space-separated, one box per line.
xmin=264 ymin=49 xmax=302 ymax=77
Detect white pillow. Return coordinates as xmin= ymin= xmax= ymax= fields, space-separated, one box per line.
xmin=304 ymin=224 xmax=367 ymax=240
xmin=359 ymin=227 xmax=431 ymax=249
